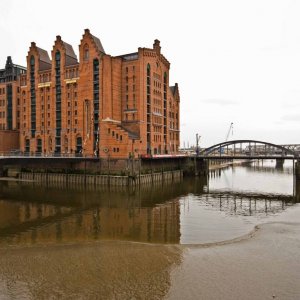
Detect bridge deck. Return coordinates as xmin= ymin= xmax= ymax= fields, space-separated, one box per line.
xmin=199 ymin=155 xmax=295 ymax=160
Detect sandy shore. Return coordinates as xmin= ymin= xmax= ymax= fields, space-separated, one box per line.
xmin=0 ymin=222 xmax=299 ymax=299
xmin=168 ymin=222 xmax=300 ymax=300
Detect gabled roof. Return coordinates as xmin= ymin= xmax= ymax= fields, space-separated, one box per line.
xmin=62 ymin=41 xmax=78 ymax=66
xmin=169 ymin=83 xmax=180 ymax=100
xmin=91 ymin=34 xmax=105 ymax=54
xmin=170 ymin=86 xmax=176 ymax=95
xmin=36 ymin=47 xmax=51 ymax=64
xmin=36 ymin=47 xmax=51 ymax=71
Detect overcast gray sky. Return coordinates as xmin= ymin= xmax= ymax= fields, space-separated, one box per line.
xmin=1 ymin=0 xmax=300 ymax=147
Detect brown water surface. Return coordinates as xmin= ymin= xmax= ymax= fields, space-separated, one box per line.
xmin=0 ymin=160 xmax=299 ymax=299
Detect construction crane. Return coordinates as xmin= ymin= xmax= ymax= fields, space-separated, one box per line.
xmin=225 ymin=122 xmax=233 ymax=142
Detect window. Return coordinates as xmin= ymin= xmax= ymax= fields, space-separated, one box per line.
xmin=84 ymin=45 xmax=89 ymax=60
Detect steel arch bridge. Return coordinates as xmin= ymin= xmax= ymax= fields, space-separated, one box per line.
xmin=199 ymin=140 xmax=299 ymax=159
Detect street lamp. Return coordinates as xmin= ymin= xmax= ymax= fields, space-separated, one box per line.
xmin=196 ymin=134 xmax=201 ymax=156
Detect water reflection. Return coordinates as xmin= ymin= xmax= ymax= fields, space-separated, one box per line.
xmin=0 ymin=160 xmax=299 ymax=246
xmin=0 ymin=178 xmax=206 ymax=245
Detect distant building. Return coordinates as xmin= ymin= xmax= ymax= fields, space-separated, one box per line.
xmin=0 ymin=56 xmax=26 ymax=131
xmin=0 ymin=57 xmax=26 ymax=152
xmin=3 ymin=29 xmax=180 ymax=157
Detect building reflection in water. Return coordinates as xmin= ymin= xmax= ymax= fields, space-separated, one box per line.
xmin=0 ymin=178 xmax=206 ymax=246
xmin=0 ymin=167 xmax=299 ymax=246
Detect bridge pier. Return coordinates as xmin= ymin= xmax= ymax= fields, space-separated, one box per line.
xmin=275 ymin=158 xmax=284 ymax=168
xmin=183 ymin=157 xmax=208 ymax=177
xmin=295 ymin=160 xmax=300 ymax=181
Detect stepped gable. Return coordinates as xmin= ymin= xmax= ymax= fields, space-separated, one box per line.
xmin=82 ymin=29 xmax=106 ymax=55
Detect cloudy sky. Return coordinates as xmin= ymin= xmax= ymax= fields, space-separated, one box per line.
xmin=1 ymin=0 xmax=300 ymax=147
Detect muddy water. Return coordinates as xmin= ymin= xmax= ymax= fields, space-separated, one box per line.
xmin=0 ymin=160 xmax=299 ymax=299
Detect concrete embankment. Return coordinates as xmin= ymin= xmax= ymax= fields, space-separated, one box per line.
xmin=19 ymin=170 xmax=183 ymax=186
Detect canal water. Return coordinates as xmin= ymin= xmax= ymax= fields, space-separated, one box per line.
xmin=0 ymin=160 xmax=298 ymax=246
xmin=0 ymin=160 xmax=299 ymax=299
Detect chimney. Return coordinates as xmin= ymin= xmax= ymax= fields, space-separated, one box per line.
xmin=153 ymin=39 xmax=161 ymax=54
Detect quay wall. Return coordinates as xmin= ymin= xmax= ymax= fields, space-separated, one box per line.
xmin=19 ymin=170 xmax=183 ymax=186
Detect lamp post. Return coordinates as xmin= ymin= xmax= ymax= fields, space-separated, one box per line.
xmin=196 ymin=134 xmax=201 ymax=156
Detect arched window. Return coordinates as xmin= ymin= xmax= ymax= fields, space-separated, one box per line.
xmin=55 ymin=50 xmax=60 ymax=61
xmin=84 ymin=44 xmax=89 ymax=60
xmin=30 ymin=55 xmax=35 ymax=66
xmin=147 ymin=63 xmax=151 ymax=76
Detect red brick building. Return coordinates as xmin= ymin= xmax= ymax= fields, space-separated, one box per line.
xmin=5 ymin=29 xmax=180 ymax=158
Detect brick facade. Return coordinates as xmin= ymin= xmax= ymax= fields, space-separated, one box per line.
xmin=3 ymin=29 xmax=180 ymax=158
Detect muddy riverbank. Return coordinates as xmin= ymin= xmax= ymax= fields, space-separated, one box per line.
xmin=0 ymin=221 xmax=299 ymax=299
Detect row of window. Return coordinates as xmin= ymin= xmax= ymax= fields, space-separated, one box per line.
xmin=153 ymin=125 xmax=162 ymax=133
xmin=65 ymin=69 xmax=79 ymax=79
xmin=169 ymin=132 xmax=179 ymax=140
xmin=0 ymin=111 xmax=5 ymax=118
xmin=107 ymin=128 xmax=123 ymax=141
xmin=125 ymin=75 xmax=136 ymax=83
xmin=154 ymin=135 xmax=162 ymax=142
xmin=0 ymin=99 xmax=5 ymax=106
xmin=39 ymin=73 xmax=51 ymax=83
xmin=0 ymin=88 xmax=5 ymax=95
xmin=22 ymin=118 xmax=79 ymax=130
xmin=125 ymin=66 xmax=136 ymax=73
xmin=124 ymin=113 xmax=136 ymax=121
xmin=169 ymin=112 xmax=178 ymax=119
xmin=169 ymin=121 xmax=179 ymax=130
xmin=125 ymin=84 xmax=136 ymax=92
